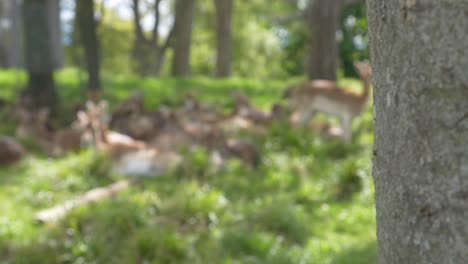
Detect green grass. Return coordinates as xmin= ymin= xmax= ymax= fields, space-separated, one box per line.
xmin=0 ymin=69 xmax=376 ymax=263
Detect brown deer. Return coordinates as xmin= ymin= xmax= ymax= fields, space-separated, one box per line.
xmin=77 ymin=101 xmax=181 ymax=176
xmin=285 ymin=61 xmax=372 ymax=143
xmin=15 ymin=108 xmax=82 ymax=156
xmin=0 ymin=136 xmax=26 ymax=165
xmin=232 ymin=92 xmax=271 ymax=124
xmin=75 ymin=101 xmax=147 ymax=158
xmin=109 ymin=91 xmax=160 ymax=140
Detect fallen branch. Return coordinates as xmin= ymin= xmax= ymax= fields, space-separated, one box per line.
xmin=35 ymin=179 xmax=132 ymax=224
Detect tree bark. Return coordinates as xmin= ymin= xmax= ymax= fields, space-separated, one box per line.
xmin=368 ymin=0 xmax=468 ymax=263
xmin=214 ymin=0 xmax=233 ymax=78
xmin=307 ymin=0 xmax=343 ymax=81
xmin=171 ymin=0 xmax=196 ymax=77
xmin=132 ymin=0 xmax=173 ymax=76
xmin=47 ymin=0 xmax=64 ymax=69
xmin=76 ymin=0 xmax=101 ymax=92
xmin=7 ymin=0 xmax=22 ymax=68
xmin=23 ymin=0 xmax=56 ymax=110
xmin=0 ymin=2 xmax=7 ymax=67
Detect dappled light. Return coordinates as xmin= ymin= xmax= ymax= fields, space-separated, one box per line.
xmin=0 ymin=0 xmax=378 ymax=263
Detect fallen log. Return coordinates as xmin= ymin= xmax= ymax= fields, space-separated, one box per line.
xmin=35 ymin=179 xmax=132 ymax=224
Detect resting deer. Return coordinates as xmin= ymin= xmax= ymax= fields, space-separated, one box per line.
xmin=285 ymin=61 xmax=372 ymax=143
xmin=0 ymin=136 xmax=26 ymax=165
xmin=77 ymin=101 xmax=181 ymax=176
xmin=232 ymin=92 xmax=271 ymax=124
xmin=75 ymin=101 xmax=147 ymax=158
xmin=16 ymin=108 xmax=82 ymax=156
xmin=109 ymin=91 xmax=160 ymax=140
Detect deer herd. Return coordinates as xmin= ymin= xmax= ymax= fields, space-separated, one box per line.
xmin=0 ymin=61 xmax=372 ymax=176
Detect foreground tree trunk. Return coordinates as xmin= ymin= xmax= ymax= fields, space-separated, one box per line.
xmin=76 ymin=0 xmax=101 ymax=93
xmin=23 ymin=0 xmax=56 ymax=110
xmin=307 ymin=0 xmax=343 ymax=81
xmin=171 ymin=0 xmax=196 ymax=76
xmin=368 ymin=0 xmax=468 ymax=262
xmin=214 ymin=0 xmax=233 ymax=78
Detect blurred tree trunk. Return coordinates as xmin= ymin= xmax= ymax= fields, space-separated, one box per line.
xmin=76 ymin=0 xmax=101 ymax=93
xmin=0 ymin=2 xmax=6 ymax=67
xmin=23 ymin=0 xmax=56 ymax=110
xmin=47 ymin=0 xmax=63 ymax=69
xmin=214 ymin=0 xmax=233 ymax=78
xmin=131 ymin=0 xmax=149 ymax=75
xmin=171 ymin=0 xmax=196 ymax=76
xmin=7 ymin=0 xmax=22 ymax=68
xmin=307 ymin=0 xmax=343 ymax=81
xmin=369 ymin=0 xmax=468 ymax=262
xmin=132 ymin=0 xmax=174 ymax=76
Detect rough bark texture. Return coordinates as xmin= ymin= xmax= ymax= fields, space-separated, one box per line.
xmin=214 ymin=0 xmax=233 ymax=78
xmin=307 ymin=0 xmax=343 ymax=81
xmin=368 ymin=0 xmax=468 ymax=263
xmin=23 ymin=0 xmax=56 ymax=110
xmin=171 ymin=0 xmax=196 ymax=76
xmin=76 ymin=0 xmax=101 ymax=91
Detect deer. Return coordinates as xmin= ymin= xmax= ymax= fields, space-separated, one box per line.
xmin=232 ymin=92 xmax=271 ymax=125
xmin=15 ymin=108 xmax=83 ymax=157
xmin=77 ymin=100 xmax=182 ymax=177
xmin=284 ymin=61 xmax=372 ymax=143
xmin=109 ymin=91 xmax=161 ymax=140
xmin=75 ymin=101 xmax=147 ymax=158
xmin=0 ymin=136 xmax=26 ymax=165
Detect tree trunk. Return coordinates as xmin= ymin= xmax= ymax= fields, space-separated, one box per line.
xmin=368 ymin=0 xmax=468 ymax=263
xmin=23 ymin=0 xmax=56 ymax=110
xmin=214 ymin=0 xmax=233 ymax=78
xmin=132 ymin=0 xmax=172 ymax=76
xmin=131 ymin=0 xmax=150 ymax=76
xmin=7 ymin=0 xmax=22 ymax=68
xmin=47 ymin=0 xmax=64 ymax=69
xmin=0 ymin=2 xmax=7 ymax=68
xmin=307 ymin=0 xmax=343 ymax=81
xmin=76 ymin=0 xmax=101 ymax=92
xmin=171 ymin=0 xmax=196 ymax=76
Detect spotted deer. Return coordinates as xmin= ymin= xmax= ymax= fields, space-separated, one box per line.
xmin=285 ymin=61 xmax=372 ymax=143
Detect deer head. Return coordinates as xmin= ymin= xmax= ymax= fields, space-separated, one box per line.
xmin=354 ymin=61 xmax=372 ymax=80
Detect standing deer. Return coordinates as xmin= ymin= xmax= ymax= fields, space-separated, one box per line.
xmin=285 ymin=61 xmax=372 ymax=143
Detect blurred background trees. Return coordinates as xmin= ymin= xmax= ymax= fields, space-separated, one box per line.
xmin=0 ymin=0 xmax=368 ymax=81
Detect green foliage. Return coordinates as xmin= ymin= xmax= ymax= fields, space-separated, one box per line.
xmin=340 ymin=3 xmax=370 ymax=77
xmin=64 ymin=6 xmax=134 ymax=75
xmin=0 ymin=70 xmax=376 ymax=263
xmin=59 ymin=1 xmax=368 ymax=79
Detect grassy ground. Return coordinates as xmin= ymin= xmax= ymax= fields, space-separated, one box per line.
xmin=0 ymin=69 xmax=376 ymax=263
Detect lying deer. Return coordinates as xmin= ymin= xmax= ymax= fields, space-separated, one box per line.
xmin=0 ymin=136 xmax=26 ymax=165
xmin=16 ymin=108 xmax=82 ymax=157
xmin=232 ymin=92 xmax=271 ymax=124
xmin=284 ymin=61 xmax=372 ymax=143
xmin=109 ymin=91 xmax=160 ymax=140
xmin=77 ymin=101 xmax=181 ymax=177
